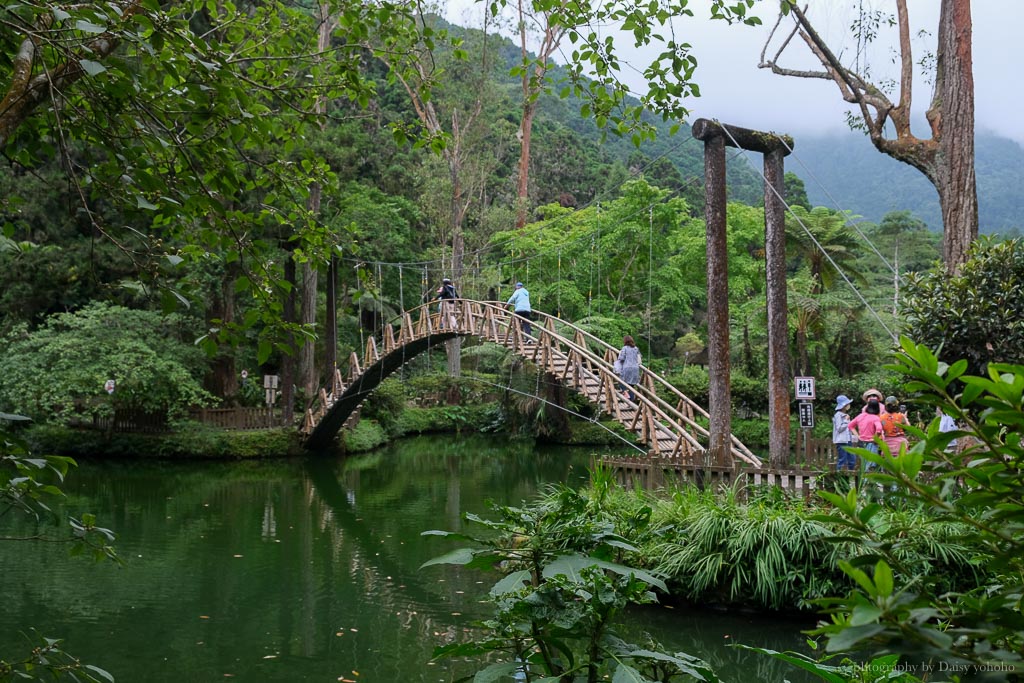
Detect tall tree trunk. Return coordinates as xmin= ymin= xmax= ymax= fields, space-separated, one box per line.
xmin=299 ymin=260 xmax=318 ymax=397
xmin=445 ymin=133 xmax=467 ymax=383
xmin=325 ymin=254 xmax=338 ymax=387
xmin=512 ymin=0 xmax=564 ymax=231
xmin=932 ymin=0 xmax=977 ymax=270
xmin=205 ymin=259 xmax=239 ymax=401
xmin=281 ymin=253 xmax=297 ymax=426
xmin=514 ymin=99 xmax=536 ymax=230
xmin=298 ymin=3 xmax=334 ymax=398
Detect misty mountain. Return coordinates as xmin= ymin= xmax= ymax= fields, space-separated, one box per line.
xmin=792 ymin=130 xmax=1023 ymax=235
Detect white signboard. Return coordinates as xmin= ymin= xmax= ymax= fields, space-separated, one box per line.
xmin=794 ymin=376 xmax=816 ymax=400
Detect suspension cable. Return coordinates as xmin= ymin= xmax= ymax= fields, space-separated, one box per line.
xmin=647 ymin=204 xmax=654 ymax=361
xmin=717 ymin=121 xmax=898 ymax=341
xmin=774 ymin=135 xmax=898 ymax=276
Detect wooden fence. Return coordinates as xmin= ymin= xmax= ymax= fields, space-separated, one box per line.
xmin=793 ymin=432 xmax=835 ymax=468
xmin=84 ymin=409 xmax=169 ymax=434
xmin=73 ymin=407 xmax=280 ymax=433
xmin=604 ymin=434 xmax=845 ymax=498
xmin=188 ymin=407 xmax=279 ymax=430
xmin=603 ymin=456 xmax=851 ymax=499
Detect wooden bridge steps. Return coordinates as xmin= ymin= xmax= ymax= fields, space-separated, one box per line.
xmin=303 ymin=300 xmax=761 ymax=468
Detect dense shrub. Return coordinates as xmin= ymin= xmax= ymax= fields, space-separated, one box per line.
xmin=0 ymin=303 xmax=215 ymax=423
xmin=664 ymin=365 xmax=709 ymax=405
xmin=24 ymin=423 xmax=302 ymax=458
xmin=340 ymin=419 xmax=388 ymax=453
xmin=578 ymin=484 xmax=988 ymax=614
xmin=902 ymin=236 xmax=1024 ymax=374
xmin=361 ymin=378 xmax=406 ymax=435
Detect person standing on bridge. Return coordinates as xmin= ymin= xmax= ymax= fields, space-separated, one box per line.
xmin=615 ymin=335 xmax=642 ymax=401
xmin=433 ymin=277 xmax=459 ymax=329
xmin=506 ymin=282 xmax=533 ymax=338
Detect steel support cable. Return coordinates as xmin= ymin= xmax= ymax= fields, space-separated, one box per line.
xmin=647 ymin=205 xmax=654 ymax=361
xmin=773 ymin=134 xmax=898 ymax=277
xmin=329 ymin=134 xmax=706 ymax=272
xmin=376 ymin=261 xmax=385 ymax=385
xmin=464 ymin=374 xmax=647 ymax=455
xmin=327 ymin=145 xmax=750 ymax=287
xmin=717 ymin=122 xmax=898 ymax=342
xmin=356 ymin=263 xmax=365 ymax=353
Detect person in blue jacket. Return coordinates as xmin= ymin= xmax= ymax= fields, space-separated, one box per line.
xmin=506 ymin=282 xmax=532 ymax=337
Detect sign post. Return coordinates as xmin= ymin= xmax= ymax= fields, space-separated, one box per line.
xmin=795 ymin=376 xmax=816 ymax=461
xmin=263 ymin=374 xmax=279 ymax=408
xmin=797 ymin=401 xmax=815 ymax=429
xmin=794 ymin=376 xmax=816 ymax=400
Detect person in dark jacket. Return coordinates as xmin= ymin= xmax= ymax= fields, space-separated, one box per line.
xmin=433 ymin=278 xmax=459 ymax=329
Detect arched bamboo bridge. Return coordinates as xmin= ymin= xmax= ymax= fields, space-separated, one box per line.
xmin=302 ymin=300 xmax=761 ymax=467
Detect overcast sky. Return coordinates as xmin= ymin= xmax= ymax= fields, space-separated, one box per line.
xmin=447 ymin=0 xmax=1022 ymax=145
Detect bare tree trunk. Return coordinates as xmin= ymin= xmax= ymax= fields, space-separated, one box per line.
xmin=446 ymin=163 xmax=466 ymax=382
xmin=760 ymin=0 xmax=978 ymax=273
xmin=764 ymin=148 xmax=791 ymax=468
xmin=514 ymin=100 xmax=535 ymax=230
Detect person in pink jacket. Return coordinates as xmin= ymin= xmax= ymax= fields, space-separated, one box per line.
xmin=849 ymin=400 xmax=884 ymax=470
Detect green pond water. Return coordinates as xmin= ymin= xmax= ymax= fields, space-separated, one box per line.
xmin=1 ymin=434 xmax=815 ymax=682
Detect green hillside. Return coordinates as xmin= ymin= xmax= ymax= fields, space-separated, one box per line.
xmin=796 ymin=130 xmax=1024 ymax=235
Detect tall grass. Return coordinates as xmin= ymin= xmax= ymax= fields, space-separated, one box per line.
xmin=648 ymin=487 xmax=847 ymax=610
xmin=523 ymin=479 xmax=989 ymax=614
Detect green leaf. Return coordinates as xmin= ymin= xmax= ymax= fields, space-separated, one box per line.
xmin=420 ymin=547 xmax=476 ymax=568
xmin=825 ymin=624 xmax=885 ymax=651
xmin=873 ymin=561 xmax=894 ymax=598
xmin=473 ymin=661 xmax=521 ymax=682
xmin=612 ymin=663 xmax=646 ymax=683
xmin=75 ymin=20 xmax=107 ymax=33
xmin=79 ymin=60 xmax=107 ymax=76
xmin=489 ymin=570 xmax=531 ymax=596
xmin=849 ymin=604 xmax=882 ymax=626
xmin=83 ymin=664 xmax=116 ymax=682
xmin=543 ymin=555 xmax=667 ymax=592
xmin=837 ymin=560 xmax=876 ymax=597
xmin=732 ymin=646 xmax=847 ymax=683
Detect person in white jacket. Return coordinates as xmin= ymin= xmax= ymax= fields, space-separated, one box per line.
xmin=832 ymin=394 xmax=855 ymax=471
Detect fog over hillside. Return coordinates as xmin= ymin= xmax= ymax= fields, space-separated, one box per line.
xmin=790 ymin=131 xmax=1024 ymax=235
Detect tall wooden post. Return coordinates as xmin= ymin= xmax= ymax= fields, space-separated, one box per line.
xmin=764 ymin=149 xmax=791 ymax=466
xmin=700 ymin=132 xmax=731 ymax=467
xmin=693 ymin=119 xmax=794 ymax=467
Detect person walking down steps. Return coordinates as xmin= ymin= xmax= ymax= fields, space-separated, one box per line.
xmin=506 ymin=282 xmax=533 ymax=338
xmin=615 ymin=335 xmax=642 ymax=401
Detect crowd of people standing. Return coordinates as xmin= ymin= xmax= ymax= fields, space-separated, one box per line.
xmin=830 ymin=387 xmax=944 ymax=473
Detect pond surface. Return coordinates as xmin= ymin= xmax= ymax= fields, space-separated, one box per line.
xmin=1 ymin=434 xmax=815 ymax=682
